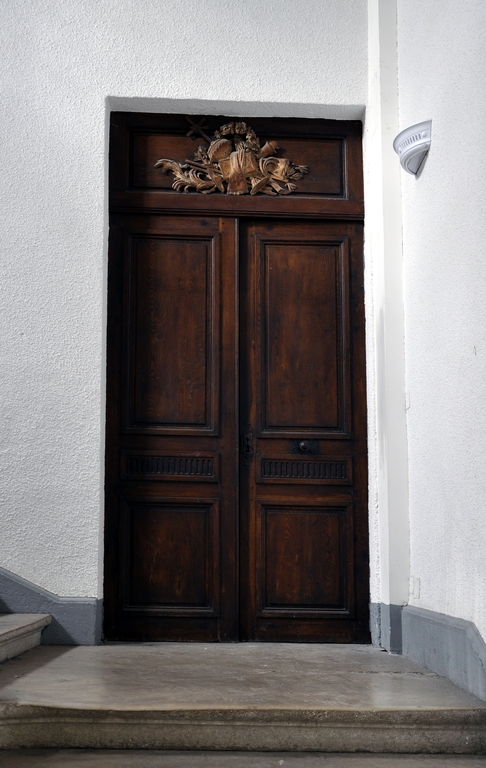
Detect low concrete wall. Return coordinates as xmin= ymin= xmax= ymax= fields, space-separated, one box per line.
xmin=0 ymin=566 xmax=101 ymax=645
xmin=402 ymin=605 xmax=486 ymax=702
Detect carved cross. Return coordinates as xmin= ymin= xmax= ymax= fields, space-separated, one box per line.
xmin=185 ymin=117 xmax=212 ymax=144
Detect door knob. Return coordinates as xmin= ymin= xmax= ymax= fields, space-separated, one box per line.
xmin=290 ymin=439 xmax=319 ymax=454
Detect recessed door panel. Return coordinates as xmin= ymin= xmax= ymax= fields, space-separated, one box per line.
xmin=262 ymin=243 xmax=341 ymax=431
xmin=257 ymin=501 xmax=353 ymax=615
xmin=252 ymin=228 xmax=351 ymax=439
xmin=124 ymin=230 xmax=219 ymax=434
xmin=132 ymin=238 xmax=209 ymax=427
xmin=123 ymin=498 xmax=219 ymax=613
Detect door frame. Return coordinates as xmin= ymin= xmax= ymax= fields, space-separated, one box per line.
xmin=103 ymin=111 xmax=370 ymax=642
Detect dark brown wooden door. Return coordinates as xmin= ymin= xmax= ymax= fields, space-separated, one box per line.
xmin=104 ymin=213 xmax=368 ymax=642
xmin=104 ymin=113 xmax=368 ymax=643
xmin=239 ymin=220 xmax=368 ymax=641
xmin=104 ymin=214 xmax=239 ymax=640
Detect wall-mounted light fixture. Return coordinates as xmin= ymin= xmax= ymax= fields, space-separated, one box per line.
xmin=393 ymin=120 xmax=432 ymax=175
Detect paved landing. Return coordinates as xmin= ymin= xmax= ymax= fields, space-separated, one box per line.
xmin=0 ymin=644 xmax=485 ymax=752
xmin=0 ymin=643 xmax=481 ymax=710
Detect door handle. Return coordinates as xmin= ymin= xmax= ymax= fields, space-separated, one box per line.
xmin=242 ymin=424 xmax=254 ymax=468
xmin=289 ymin=439 xmax=319 ymax=454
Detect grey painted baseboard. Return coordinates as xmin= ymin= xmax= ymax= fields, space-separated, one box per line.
xmin=402 ymin=605 xmax=486 ymax=702
xmin=369 ymin=601 xmax=382 ymax=646
xmin=370 ymin=602 xmax=403 ymax=653
xmin=0 ymin=566 xmax=102 ymax=645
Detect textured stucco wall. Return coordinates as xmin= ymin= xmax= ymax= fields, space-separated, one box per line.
xmin=365 ymin=0 xmax=409 ymax=627
xmin=398 ymin=0 xmax=486 ymax=640
xmin=0 ymin=0 xmax=368 ymax=598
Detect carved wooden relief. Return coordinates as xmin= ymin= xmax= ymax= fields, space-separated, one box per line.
xmin=154 ymin=121 xmax=309 ymax=196
xmin=258 ymin=457 xmax=351 ymax=483
xmin=123 ymin=453 xmax=218 ymax=482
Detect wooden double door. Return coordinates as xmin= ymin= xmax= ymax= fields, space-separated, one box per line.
xmin=104 ymin=212 xmax=369 ymax=642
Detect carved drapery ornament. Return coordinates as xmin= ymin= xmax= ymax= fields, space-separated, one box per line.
xmin=154 ymin=121 xmax=309 ymax=196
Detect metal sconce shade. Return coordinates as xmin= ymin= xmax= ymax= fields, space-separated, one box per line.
xmin=393 ymin=120 xmax=432 ymax=175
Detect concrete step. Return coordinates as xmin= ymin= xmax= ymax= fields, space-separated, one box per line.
xmin=0 ymin=615 xmax=51 ymax=663
xmin=2 ymin=751 xmax=486 ymax=767
xmin=0 ymin=644 xmax=485 ymax=753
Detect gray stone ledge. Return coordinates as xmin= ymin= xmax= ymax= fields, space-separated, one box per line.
xmin=403 ymin=606 xmax=486 ymax=703
xmin=0 ymin=568 xmax=101 ymax=645
xmin=0 ymin=615 xmax=51 ymax=662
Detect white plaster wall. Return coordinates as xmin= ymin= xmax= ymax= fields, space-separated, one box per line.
xmin=0 ymin=0 xmax=368 ymax=598
xmin=398 ymin=1 xmax=486 ymax=640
